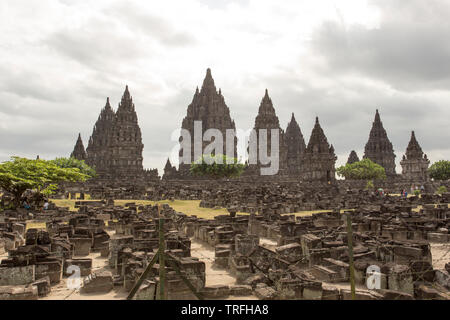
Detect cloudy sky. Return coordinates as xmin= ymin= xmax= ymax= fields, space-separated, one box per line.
xmin=1 ymin=0 xmax=449 ymax=174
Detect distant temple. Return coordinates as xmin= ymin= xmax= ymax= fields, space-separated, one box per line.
xmin=347 ymin=150 xmax=360 ymax=165
xmin=77 ymin=87 xmax=159 ymax=181
xmin=300 ymin=117 xmax=337 ymax=182
xmin=70 ymin=133 xmax=87 ymax=161
xmin=245 ymin=89 xmax=288 ymax=176
xmin=178 ymin=68 xmax=237 ymax=178
xmin=70 ymin=70 xmax=433 ymax=184
xmin=400 ymin=131 xmax=430 ymax=181
xmin=285 ymin=113 xmax=306 ymax=176
xmin=363 ymin=110 xmax=396 ymax=176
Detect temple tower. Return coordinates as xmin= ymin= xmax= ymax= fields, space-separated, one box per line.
xmin=363 ymin=110 xmax=396 ymax=176
xmin=86 ymin=98 xmax=115 ymax=173
xmin=246 ymin=89 xmax=288 ymax=176
xmin=285 ymin=113 xmax=306 ymax=176
xmin=162 ymin=158 xmax=178 ymax=180
xmin=347 ymin=150 xmax=360 ymax=165
xmin=300 ymin=117 xmax=337 ymax=182
xmin=70 ymin=133 xmax=87 ymax=161
xmin=400 ymin=131 xmax=430 ymax=181
xmin=178 ymin=69 xmax=237 ymax=176
xmin=107 ymin=86 xmax=144 ymax=178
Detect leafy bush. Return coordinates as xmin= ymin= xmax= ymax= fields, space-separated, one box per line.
xmin=337 ymin=159 xmax=386 ymax=181
xmin=190 ymin=154 xmax=246 ymax=179
xmin=428 ymin=160 xmax=450 ymax=181
xmin=436 ymin=186 xmax=448 ymax=195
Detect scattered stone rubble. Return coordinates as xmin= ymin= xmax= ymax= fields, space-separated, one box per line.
xmin=1 ymin=189 xmax=449 ymax=300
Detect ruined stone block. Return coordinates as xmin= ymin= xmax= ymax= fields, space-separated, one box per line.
xmin=427 ymin=233 xmax=448 ymax=243
xmin=31 ymin=276 xmax=51 ymax=297
xmin=321 ymin=285 xmax=340 ymax=300
xmin=0 ymin=265 xmax=35 ymax=286
xmin=302 ymin=281 xmax=323 ymax=300
xmin=229 ymin=285 xmax=252 ymax=296
xmin=81 ymin=271 xmax=113 ymax=294
xmin=70 ymin=238 xmax=92 ymax=256
xmin=134 ymin=280 xmax=156 ymax=300
xmin=254 ymin=285 xmax=277 ymax=300
xmin=0 ymin=285 xmax=38 ymax=300
xmin=35 ymin=260 xmax=62 ymax=285
xmin=64 ymin=259 xmax=92 ymax=277
xmin=275 ymin=243 xmax=302 ymax=263
xmin=201 ymin=285 xmax=230 ymax=299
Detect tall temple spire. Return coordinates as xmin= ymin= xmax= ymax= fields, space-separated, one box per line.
xmin=301 ymin=117 xmax=337 ymax=182
xmin=108 ymin=85 xmax=144 ymax=178
xmin=363 ymin=109 xmax=396 ymax=175
xmin=285 ymin=112 xmax=306 ymax=176
xmin=256 ymin=89 xmax=277 ymax=121
xmin=247 ymin=90 xmax=288 ymax=176
xmin=201 ymin=68 xmax=216 ymax=93
xmin=86 ymin=97 xmax=116 ymax=170
xmin=401 ymin=130 xmax=429 ymax=181
xmin=347 ymin=150 xmax=360 ymax=165
xmin=70 ymin=133 xmax=87 ymax=161
xmin=178 ymin=69 xmax=237 ymax=178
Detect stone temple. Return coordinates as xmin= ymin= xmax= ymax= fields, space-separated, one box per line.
xmin=246 ymin=89 xmax=288 ymax=176
xmin=178 ymin=68 xmax=237 ymax=178
xmin=67 ymin=69 xmax=436 ymax=185
xmin=81 ymin=87 xmax=158 ymax=181
xmin=400 ymin=131 xmax=430 ymax=181
xmin=363 ymin=110 xmax=396 ymax=176
xmin=300 ymin=117 xmax=337 ymax=182
xmin=71 ymin=133 xmax=87 ymax=161
xmin=86 ymin=97 xmax=115 ymax=175
xmin=106 ymin=86 xmax=144 ymax=179
xmin=347 ymin=150 xmax=360 ymax=165
xmin=285 ymin=113 xmax=306 ymax=176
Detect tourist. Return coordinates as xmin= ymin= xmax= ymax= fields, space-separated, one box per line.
xmin=43 ymin=200 xmax=49 ymax=211
xmin=22 ymin=198 xmax=31 ymax=210
xmin=421 ymin=185 xmax=425 ymax=193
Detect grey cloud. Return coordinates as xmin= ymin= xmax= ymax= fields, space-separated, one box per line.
xmin=311 ymin=0 xmax=450 ymax=91
xmin=103 ymin=3 xmax=197 ymax=48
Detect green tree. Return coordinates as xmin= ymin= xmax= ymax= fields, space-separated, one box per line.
xmin=0 ymin=157 xmax=91 ymax=208
xmin=51 ymin=157 xmax=96 ymax=178
xmin=428 ymin=160 xmax=450 ymax=181
xmin=337 ymin=159 xmax=386 ymax=190
xmin=190 ymin=154 xmax=246 ymax=179
xmin=436 ymin=186 xmax=448 ymax=195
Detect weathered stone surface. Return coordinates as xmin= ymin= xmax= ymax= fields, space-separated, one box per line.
xmin=0 ymin=265 xmax=35 ymax=286
xmin=400 ymin=131 xmax=430 ymax=181
xmin=300 ymin=117 xmax=337 ymax=182
xmin=363 ymin=110 xmax=396 ymax=175
xmin=81 ymin=270 xmax=113 ymax=294
xmin=254 ymin=285 xmax=277 ymax=300
xmin=0 ymin=285 xmax=38 ymax=300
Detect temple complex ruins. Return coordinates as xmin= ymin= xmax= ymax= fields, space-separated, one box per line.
xmin=68 ymin=70 xmax=439 ymax=184
xmin=1 ymin=70 xmax=449 ymax=300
